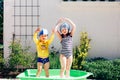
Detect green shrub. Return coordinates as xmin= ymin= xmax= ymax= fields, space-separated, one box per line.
xmin=83 ymin=58 xmax=120 ymax=80
xmin=87 ymin=57 xmax=108 ymax=62
xmin=0 ymin=44 xmax=4 ymax=70
xmin=0 ymin=50 xmax=4 ymax=70
xmin=49 ymin=46 xmax=60 ymax=69
xmin=72 ymin=32 xmax=91 ymax=69
xmin=8 ymin=40 xmax=35 ymax=71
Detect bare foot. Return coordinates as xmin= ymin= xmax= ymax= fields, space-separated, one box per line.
xmin=66 ymin=75 xmax=70 ymax=78
xmin=46 ymin=75 xmax=49 ymax=77
xmin=36 ymin=75 xmax=40 ymax=77
xmin=60 ymin=75 xmax=65 ymax=78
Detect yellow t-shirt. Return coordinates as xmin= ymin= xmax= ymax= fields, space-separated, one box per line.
xmin=33 ymin=32 xmax=54 ymax=58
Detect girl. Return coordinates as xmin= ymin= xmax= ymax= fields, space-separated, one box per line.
xmin=55 ymin=18 xmax=76 ymax=78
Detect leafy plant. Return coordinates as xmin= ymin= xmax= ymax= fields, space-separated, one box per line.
xmin=8 ymin=40 xmax=35 ymax=71
xmin=49 ymin=46 xmax=60 ymax=69
xmin=0 ymin=0 xmax=3 ymax=69
xmin=83 ymin=58 xmax=120 ymax=80
xmin=72 ymin=31 xmax=91 ymax=69
xmin=0 ymin=47 xmax=4 ymax=70
xmin=0 ymin=44 xmax=4 ymax=70
xmin=87 ymin=57 xmax=108 ymax=62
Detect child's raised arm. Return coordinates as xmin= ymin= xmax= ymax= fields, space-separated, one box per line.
xmin=64 ymin=18 xmax=76 ymax=36
xmin=48 ymin=27 xmax=56 ymax=45
xmin=33 ymin=27 xmax=40 ymax=43
xmin=55 ymin=18 xmax=63 ymax=41
xmin=35 ymin=27 xmax=40 ymax=33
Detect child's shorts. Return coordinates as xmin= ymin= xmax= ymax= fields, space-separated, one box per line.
xmin=37 ymin=57 xmax=49 ymax=64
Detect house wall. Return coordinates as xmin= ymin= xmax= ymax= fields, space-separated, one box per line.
xmin=4 ymin=0 xmax=120 ymax=59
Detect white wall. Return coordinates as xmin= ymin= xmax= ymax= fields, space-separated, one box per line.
xmin=4 ymin=0 xmax=120 ymax=59
xmin=4 ymin=0 xmax=14 ymax=59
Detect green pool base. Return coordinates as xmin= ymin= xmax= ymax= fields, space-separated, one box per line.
xmin=16 ymin=69 xmax=93 ymax=80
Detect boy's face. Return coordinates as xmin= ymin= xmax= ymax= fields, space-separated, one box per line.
xmin=61 ymin=28 xmax=68 ymax=35
xmin=39 ymin=34 xmax=48 ymax=41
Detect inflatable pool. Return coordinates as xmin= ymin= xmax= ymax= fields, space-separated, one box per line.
xmin=16 ymin=69 xmax=93 ymax=80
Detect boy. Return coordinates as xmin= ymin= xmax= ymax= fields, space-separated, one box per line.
xmin=33 ymin=27 xmax=55 ymax=77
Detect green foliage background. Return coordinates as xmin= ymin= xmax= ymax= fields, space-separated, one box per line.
xmin=8 ymin=40 xmax=36 ymax=71
xmin=0 ymin=0 xmax=3 ymax=70
xmin=72 ymin=32 xmax=91 ymax=69
xmin=83 ymin=58 xmax=120 ymax=80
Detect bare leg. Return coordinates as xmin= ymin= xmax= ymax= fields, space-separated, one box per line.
xmin=36 ymin=62 xmax=43 ymax=77
xmin=44 ymin=62 xmax=49 ymax=77
xmin=66 ymin=55 xmax=73 ymax=78
xmin=60 ymin=54 xmax=66 ymax=78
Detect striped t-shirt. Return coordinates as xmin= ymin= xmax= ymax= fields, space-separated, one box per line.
xmin=60 ymin=33 xmax=73 ymax=58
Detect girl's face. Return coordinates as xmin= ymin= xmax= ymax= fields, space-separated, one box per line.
xmin=39 ymin=35 xmax=48 ymax=41
xmin=61 ymin=28 xmax=68 ymax=35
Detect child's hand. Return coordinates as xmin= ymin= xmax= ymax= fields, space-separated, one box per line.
xmin=56 ymin=17 xmax=64 ymax=25
xmin=52 ymin=27 xmax=56 ymax=33
xmin=59 ymin=17 xmax=65 ymax=22
xmin=63 ymin=17 xmax=70 ymax=22
xmin=35 ymin=27 xmax=40 ymax=33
